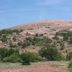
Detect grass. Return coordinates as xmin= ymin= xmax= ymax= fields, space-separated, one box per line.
xmin=68 ymin=61 xmax=72 ymax=72
xmin=0 ymin=62 xmax=24 ymax=69
xmin=69 ymin=68 xmax=72 ymax=72
xmin=0 ymin=61 xmax=68 ymax=69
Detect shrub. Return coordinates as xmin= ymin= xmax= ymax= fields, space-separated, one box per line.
xmin=21 ymin=36 xmax=52 ymax=48
xmin=20 ymin=53 xmax=31 ymax=65
xmin=0 ymin=48 xmax=9 ymax=60
xmin=26 ymin=52 xmax=42 ymax=62
xmin=0 ymin=48 xmax=19 ymax=61
xmin=8 ymin=48 xmax=19 ymax=56
xmin=3 ymin=53 xmax=20 ymax=63
xmin=66 ymin=52 xmax=72 ymax=61
xmin=20 ymin=52 xmax=42 ymax=65
xmin=39 ymin=47 xmax=64 ymax=61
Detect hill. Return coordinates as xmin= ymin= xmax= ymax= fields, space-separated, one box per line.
xmin=0 ymin=20 xmax=72 ymax=72
xmin=11 ymin=20 xmax=72 ymax=30
xmin=0 ymin=20 xmax=72 ymax=55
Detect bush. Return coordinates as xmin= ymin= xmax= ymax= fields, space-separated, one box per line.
xmin=0 ymin=48 xmax=9 ymax=60
xmin=39 ymin=47 xmax=64 ymax=61
xmin=8 ymin=48 xmax=19 ymax=56
xmin=20 ymin=53 xmax=31 ymax=65
xmin=66 ymin=52 xmax=72 ymax=61
xmin=20 ymin=52 xmax=42 ymax=65
xmin=21 ymin=36 xmax=52 ymax=48
xmin=3 ymin=54 xmax=20 ymax=63
xmin=0 ymin=48 xmax=19 ymax=61
xmin=26 ymin=52 xmax=42 ymax=62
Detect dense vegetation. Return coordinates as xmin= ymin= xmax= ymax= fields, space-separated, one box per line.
xmin=0 ymin=47 xmax=65 ymax=65
xmin=0 ymin=48 xmax=19 ymax=62
xmin=0 ymin=48 xmax=42 ymax=65
xmin=39 ymin=46 xmax=65 ymax=61
xmin=20 ymin=52 xmax=42 ymax=65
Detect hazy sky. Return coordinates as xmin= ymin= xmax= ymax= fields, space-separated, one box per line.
xmin=0 ymin=0 xmax=72 ymax=29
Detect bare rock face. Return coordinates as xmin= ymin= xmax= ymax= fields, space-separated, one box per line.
xmin=11 ymin=20 xmax=72 ymax=30
xmin=10 ymin=20 xmax=72 ymax=38
xmin=0 ymin=41 xmax=6 ymax=48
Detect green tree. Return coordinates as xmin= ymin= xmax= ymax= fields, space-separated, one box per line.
xmin=0 ymin=48 xmax=9 ymax=60
xmin=39 ymin=47 xmax=64 ymax=61
xmin=3 ymin=53 xmax=20 ymax=63
xmin=0 ymin=48 xmax=19 ymax=61
xmin=20 ymin=53 xmax=31 ymax=65
xmin=27 ymin=52 xmax=42 ymax=62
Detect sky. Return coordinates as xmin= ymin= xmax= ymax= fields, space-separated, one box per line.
xmin=0 ymin=0 xmax=72 ymax=29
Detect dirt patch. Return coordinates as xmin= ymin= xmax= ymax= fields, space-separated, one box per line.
xmin=0 ymin=62 xmax=68 ymax=72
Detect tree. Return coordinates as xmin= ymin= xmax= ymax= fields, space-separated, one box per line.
xmin=0 ymin=48 xmax=9 ymax=60
xmin=20 ymin=53 xmax=31 ymax=65
xmin=0 ymin=48 xmax=19 ymax=61
xmin=3 ymin=53 xmax=20 ymax=63
xmin=27 ymin=52 xmax=42 ymax=62
xmin=39 ymin=47 xmax=64 ymax=61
